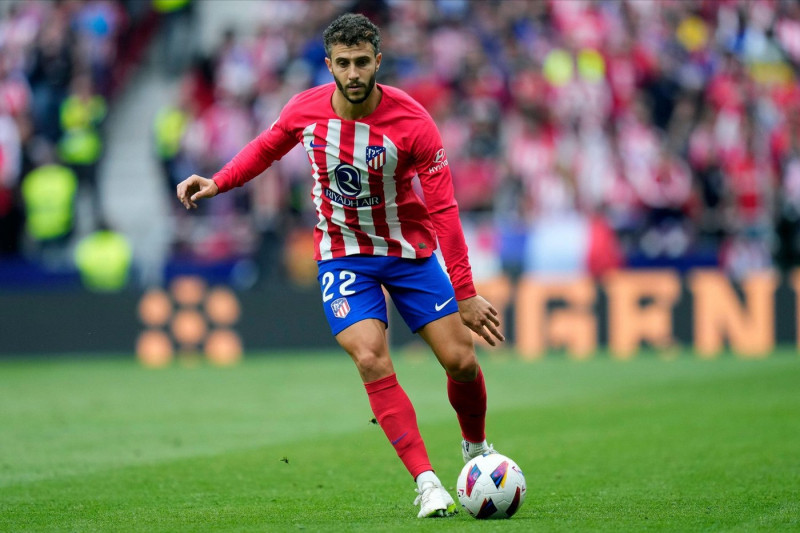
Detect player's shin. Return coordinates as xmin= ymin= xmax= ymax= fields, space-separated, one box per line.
xmin=447 ymin=366 xmax=487 ymax=444
xmin=364 ymin=373 xmax=432 ymax=478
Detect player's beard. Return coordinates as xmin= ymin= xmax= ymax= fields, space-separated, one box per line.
xmin=335 ymin=70 xmax=377 ymax=104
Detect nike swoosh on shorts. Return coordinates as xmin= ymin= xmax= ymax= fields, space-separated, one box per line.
xmin=434 ymin=297 xmax=454 ymax=311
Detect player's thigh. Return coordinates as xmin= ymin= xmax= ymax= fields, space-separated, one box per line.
xmin=386 ymin=256 xmax=459 ymax=333
xmin=418 ymin=312 xmax=478 ymax=380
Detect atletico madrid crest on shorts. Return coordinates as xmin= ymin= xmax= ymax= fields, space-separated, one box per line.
xmin=331 ymin=297 xmax=351 ymax=318
xmin=366 ymin=145 xmax=386 ymax=170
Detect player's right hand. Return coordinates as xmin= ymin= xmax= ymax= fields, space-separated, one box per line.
xmin=176 ymin=174 xmax=219 ymax=210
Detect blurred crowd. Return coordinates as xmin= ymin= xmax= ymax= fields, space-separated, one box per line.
xmin=0 ymin=0 xmax=168 ymax=287
xmin=161 ymin=0 xmax=800 ymax=286
xmin=6 ymin=0 xmax=800 ymax=290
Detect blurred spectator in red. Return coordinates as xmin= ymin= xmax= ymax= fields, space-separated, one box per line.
xmin=0 ymin=100 xmax=22 ymax=256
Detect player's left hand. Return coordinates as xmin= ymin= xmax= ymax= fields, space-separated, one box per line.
xmin=457 ymin=295 xmax=504 ymax=346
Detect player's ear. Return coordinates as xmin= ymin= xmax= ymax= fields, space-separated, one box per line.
xmin=325 ymin=56 xmax=332 ymax=73
xmin=375 ymin=52 xmax=382 ymax=71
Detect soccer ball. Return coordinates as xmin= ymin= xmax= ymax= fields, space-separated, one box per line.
xmin=456 ymin=452 xmax=526 ymax=519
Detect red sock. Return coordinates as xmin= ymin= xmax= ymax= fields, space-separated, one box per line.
xmin=365 ymin=373 xmax=432 ymax=479
xmin=447 ymin=366 xmax=487 ymax=443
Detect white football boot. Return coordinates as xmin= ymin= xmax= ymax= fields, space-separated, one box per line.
xmin=414 ymin=481 xmax=457 ymax=518
xmin=462 ymin=439 xmax=496 ymax=463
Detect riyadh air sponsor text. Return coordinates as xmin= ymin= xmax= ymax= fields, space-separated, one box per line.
xmin=324 ymin=188 xmax=383 ymax=208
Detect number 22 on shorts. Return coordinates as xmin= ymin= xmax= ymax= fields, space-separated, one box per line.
xmin=321 ymin=270 xmax=356 ymax=302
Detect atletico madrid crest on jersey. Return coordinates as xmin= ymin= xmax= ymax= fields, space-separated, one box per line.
xmin=331 ymin=297 xmax=350 ymax=318
xmin=366 ymin=145 xmax=386 ymax=170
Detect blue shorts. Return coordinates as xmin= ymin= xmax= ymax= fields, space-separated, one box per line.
xmin=317 ymin=255 xmax=459 ymax=336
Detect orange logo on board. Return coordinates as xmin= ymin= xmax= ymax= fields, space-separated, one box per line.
xmin=136 ymin=276 xmax=242 ymax=367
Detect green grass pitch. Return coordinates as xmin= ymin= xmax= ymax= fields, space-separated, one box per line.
xmin=1 ymin=349 xmax=798 ymax=531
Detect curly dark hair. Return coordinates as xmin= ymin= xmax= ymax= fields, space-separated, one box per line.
xmin=322 ymin=13 xmax=381 ymax=57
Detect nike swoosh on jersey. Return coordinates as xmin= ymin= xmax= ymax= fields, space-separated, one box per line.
xmin=434 ymin=297 xmax=455 ymax=311
xmin=310 ymin=142 xmax=326 ymax=148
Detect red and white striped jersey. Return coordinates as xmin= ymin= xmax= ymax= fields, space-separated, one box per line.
xmin=212 ymin=83 xmax=476 ymax=300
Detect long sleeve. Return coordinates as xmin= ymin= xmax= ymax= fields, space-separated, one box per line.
xmin=413 ymin=127 xmax=476 ymax=301
xmin=212 ymin=119 xmax=298 ymax=193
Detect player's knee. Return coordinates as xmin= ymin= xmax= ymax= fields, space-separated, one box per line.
xmin=351 ymin=348 xmax=392 ymax=381
xmin=444 ymin=351 xmax=478 ymax=381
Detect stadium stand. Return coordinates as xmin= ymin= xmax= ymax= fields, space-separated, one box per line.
xmin=0 ymin=0 xmax=159 ymax=285
xmin=3 ymin=0 xmax=800 ymax=290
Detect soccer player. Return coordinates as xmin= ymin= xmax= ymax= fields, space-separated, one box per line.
xmin=176 ymin=13 xmax=504 ymax=518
